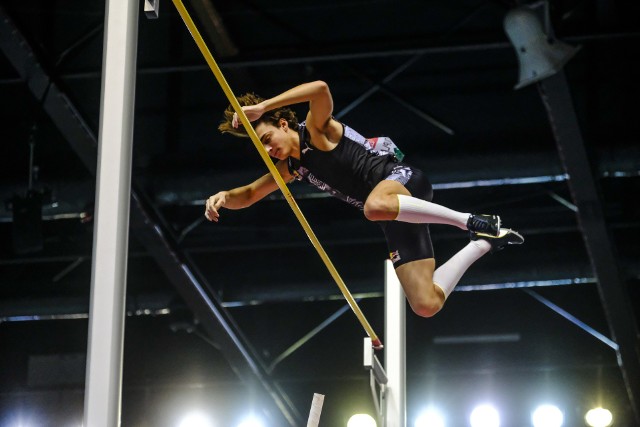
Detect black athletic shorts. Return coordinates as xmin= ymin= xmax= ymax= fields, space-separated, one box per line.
xmin=378 ymin=164 xmax=434 ymax=268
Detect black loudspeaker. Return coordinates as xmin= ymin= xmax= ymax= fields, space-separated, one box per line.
xmin=12 ymin=191 xmax=44 ymax=254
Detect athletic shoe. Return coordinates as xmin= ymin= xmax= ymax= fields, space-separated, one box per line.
xmin=467 ymin=214 xmax=501 ymax=237
xmin=471 ymin=228 xmax=524 ymax=253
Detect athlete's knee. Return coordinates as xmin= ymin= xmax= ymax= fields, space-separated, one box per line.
xmin=408 ymin=293 xmax=443 ymax=318
xmin=364 ymin=194 xmax=399 ymax=221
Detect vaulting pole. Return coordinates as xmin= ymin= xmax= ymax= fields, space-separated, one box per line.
xmin=171 ymin=0 xmax=382 ymax=349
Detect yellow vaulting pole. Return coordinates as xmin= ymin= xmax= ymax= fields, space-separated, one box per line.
xmin=171 ymin=0 xmax=383 ymax=349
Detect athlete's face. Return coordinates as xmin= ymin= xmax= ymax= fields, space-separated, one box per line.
xmin=255 ymin=119 xmax=293 ymax=160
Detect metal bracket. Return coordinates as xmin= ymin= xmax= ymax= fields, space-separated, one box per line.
xmin=144 ymin=0 xmax=159 ymax=19
xmin=364 ymin=337 xmax=388 ymax=421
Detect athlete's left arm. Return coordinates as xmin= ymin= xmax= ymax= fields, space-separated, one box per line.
xmin=304 ymin=81 xmax=333 ymax=131
xmin=230 ymin=80 xmax=339 ymax=142
xmin=259 ymin=80 xmax=334 ymax=131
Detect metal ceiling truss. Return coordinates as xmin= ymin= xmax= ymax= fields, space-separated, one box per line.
xmin=1 ymin=158 xmax=638 ymax=224
xmin=1 ymin=277 xmax=602 ymax=321
xmin=537 ymin=71 xmax=640 ymax=421
xmin=2 ymin=1 xmax=640 ymax=423
xmin=335 ymin=2 xmax=494 ymax=129
xmin=0 ymin=31 xmax=638 ymax=85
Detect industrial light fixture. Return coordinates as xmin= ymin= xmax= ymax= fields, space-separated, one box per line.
xmin=585 ymin=407 xmax=613 ymax=427
xmin=236 ymin=414 xmax=266 ymax=427
xmin=347 ymin=413 xmax=377 ymax=427
xmin=178 ymin=412 xmax=215 ymax=427
xmin=531 ymin=404 xmax=564 ymax=427
xmin=414 ymin=406 xmax=445 ymax=427
xmin=469 ymin=404 xmax=500 ymax=427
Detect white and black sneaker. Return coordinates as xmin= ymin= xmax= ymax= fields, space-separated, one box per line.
xmin=471 ymin=228 xmax=524 ymax=253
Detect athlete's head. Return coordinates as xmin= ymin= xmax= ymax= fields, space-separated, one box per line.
xmin=218 ymin=92 xmax=299 ymax=138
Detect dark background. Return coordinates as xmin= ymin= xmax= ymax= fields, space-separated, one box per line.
xmin=0 ymin=0 xmax=639 ymax=426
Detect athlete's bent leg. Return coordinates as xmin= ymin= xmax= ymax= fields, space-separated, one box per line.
xmin=432 ymin=239 xmax=492 ymax=298
xmin=394 ymin=258 xmax=445 ymax=318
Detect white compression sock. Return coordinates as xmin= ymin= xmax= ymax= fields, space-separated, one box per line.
xmin=433 ymin=239 xmax=491 ymax=299
xmin=396 ymin=194 xmax=470 ymax=229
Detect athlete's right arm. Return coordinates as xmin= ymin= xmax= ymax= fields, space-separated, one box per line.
xmin=204 ymin=160 xmax=292 ymax=222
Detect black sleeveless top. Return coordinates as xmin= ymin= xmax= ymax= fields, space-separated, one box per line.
xmin=287 ymin=121 xmax=400 ymax=209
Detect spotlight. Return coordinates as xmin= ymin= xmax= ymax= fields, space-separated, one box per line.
xmin=585 ymin=407 xmax=613 ymax=427
xmin=532 ymin=404 xmax=563 ymax=427
xmin=178 ymin=412 xmax=214 ymax=427
xmin=347 ymin=413 xmax=377 ymax=427
xmin=415 ymin=407 xmax=445 ymax=427
xmin=237 ymin=414 xmax=266 ymax=427
xmin=7 ymin=414 xmax=37 ymax=427
xmin=469 ymin=404 xmax=500 ymax=427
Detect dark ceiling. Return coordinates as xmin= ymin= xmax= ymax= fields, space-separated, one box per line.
xmin=1 ymin=0 xmax=639 ymax=426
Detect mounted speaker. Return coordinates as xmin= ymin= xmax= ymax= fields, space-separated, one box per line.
xmin=504 ymin=6 xmax=580 ymax=89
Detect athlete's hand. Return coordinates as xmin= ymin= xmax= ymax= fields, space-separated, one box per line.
xmin=232 ymin=103 xmax=266 ymax=128
xmin=205 ymin=192 xmax=227 ymax=222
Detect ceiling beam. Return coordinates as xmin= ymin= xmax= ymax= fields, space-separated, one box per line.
xmin=3 ymin=148 xmax=637 ymax=222
xmin=0 ymin=277 xmax=599 ymax=321
xmin=0 ymin=31 xmax=633 ymax=83
xmin=0 ymin=6 xmax=299 ymax=425
xmin=537 ymin=71 xmax=640 ymax=421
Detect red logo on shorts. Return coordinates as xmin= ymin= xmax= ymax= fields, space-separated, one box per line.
xmin=390 ymin=250 xmax=401 ymax=264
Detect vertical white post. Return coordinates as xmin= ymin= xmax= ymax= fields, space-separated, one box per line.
xmin=306 ymin=393 xmax=325 ymax=427
xmin=83 ymin=0 xmax=139 ymax=426
xmin=384 ymin=260 xmax=406 ymax=427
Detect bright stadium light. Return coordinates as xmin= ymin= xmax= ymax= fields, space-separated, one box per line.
xmin=347 ymin=413 xmax=377 ymax=427
xmin=7 ymin=412 xmax=40 ymax=427
xmin=415 ymin=406 xmax=445 ymax=427
xmin=532 ymin=404 xmax=563 ymax=427
xmin=585 ymin=407 xmax=613 ymax=427
xmin=178 ymin=412 xmax=215 ymax=427
xmin=237 ymin=414 xmax=266 ymax=427
xmin=469 ymin=404 xmax=500 ymax=427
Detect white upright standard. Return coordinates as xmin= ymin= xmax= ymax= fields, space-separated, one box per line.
xmin=385 ymin=259 xmax=406 ymax=427
xmin=83 ymin=0 xmax=139 ymax=426
xmin=366 ymin=261 xmax=407 ymax=426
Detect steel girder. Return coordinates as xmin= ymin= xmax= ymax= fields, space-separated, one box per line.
xmin=537 ymin=71 xmax=640 ymax=422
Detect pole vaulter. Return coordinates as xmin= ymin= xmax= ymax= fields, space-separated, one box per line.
xmin=170 ymin=0 xmax=383 ymax=350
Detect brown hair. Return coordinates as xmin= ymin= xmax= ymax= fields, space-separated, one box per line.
xmin=218 ymin=92 xmax=299 ymax=138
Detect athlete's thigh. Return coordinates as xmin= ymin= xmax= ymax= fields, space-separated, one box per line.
xmin=368 ymin=179 xmax=410 ymax=200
